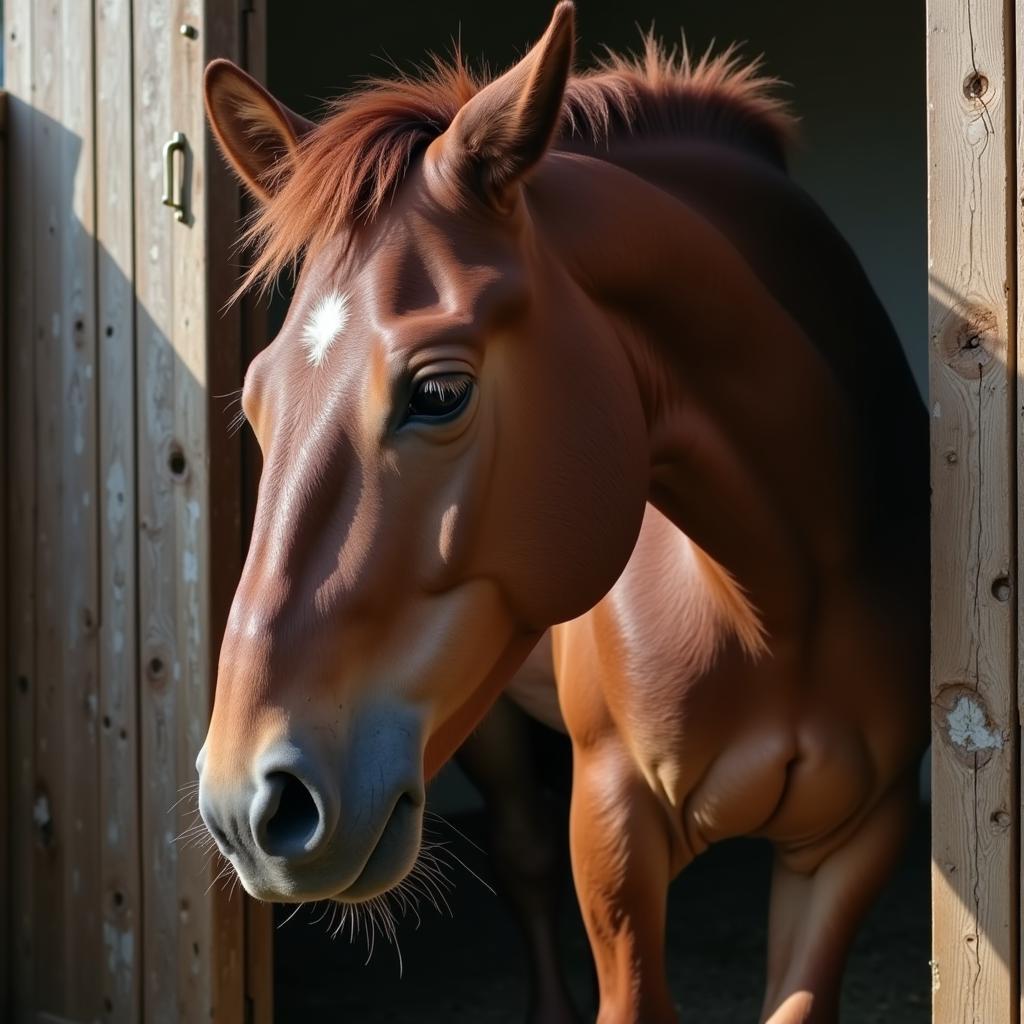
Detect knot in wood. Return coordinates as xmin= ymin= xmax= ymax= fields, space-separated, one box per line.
xmin=962 ymin=71 xmax=988 ymax=101
xmin=937 ymin=304 xmax=996 ymax=378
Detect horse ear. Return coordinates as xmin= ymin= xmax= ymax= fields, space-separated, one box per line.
xmin=438 ymin=2 xmax=575 ymax=207
xmin=204 ymin=59 xmax=315 ymax=203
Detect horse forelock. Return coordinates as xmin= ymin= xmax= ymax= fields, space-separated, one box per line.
xmin=239 ymin=33 xmax=796 ymax=297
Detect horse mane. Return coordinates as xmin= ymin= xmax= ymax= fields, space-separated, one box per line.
xmin=241 ymin=34 xmax=795 ymax=293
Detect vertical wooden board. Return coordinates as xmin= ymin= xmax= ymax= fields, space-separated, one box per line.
xmin=25 ymin=0 xmax=103 ymax=1017
xmin=927 ymin=0 xmax=1018 ymax=1022
xmin=171 ymin=0 xmax=231 ymax=1017
xmin=55 ymin=0 xmax=102 ymax=1017
xmin=134 ymin=0 xmax=245 ymax=1020
xmin=95 ymin=0 xmax=143 ymax=1019
xmin=0 ymin=87 xmax=10 ymax=1022
xmin=29 ymin=0 xmax=67 ymax=1006
xmin=3 ymin=2 xmax=37 ymax=1018
xmin=133 ymin=0 xmax=186 ymax=1020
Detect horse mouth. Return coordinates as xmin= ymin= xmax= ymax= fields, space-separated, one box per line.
xmin=331 ymin=791 xmax=424 ymax=903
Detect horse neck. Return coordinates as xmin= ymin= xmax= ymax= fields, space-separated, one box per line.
xmin=531 ymin=150 xmax=862 ymax=635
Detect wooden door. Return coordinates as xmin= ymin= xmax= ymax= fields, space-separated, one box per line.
xmin=3 ymin=2 xmax=270 ymax=1021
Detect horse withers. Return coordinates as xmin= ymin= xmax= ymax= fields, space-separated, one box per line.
xmin=197 ymin=5 xmax=928 ymax=1021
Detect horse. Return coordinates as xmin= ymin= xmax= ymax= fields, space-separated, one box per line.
xmin=197 ymin=5 xmax=929 ymax=1021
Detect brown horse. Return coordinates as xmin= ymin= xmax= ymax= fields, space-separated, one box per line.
xmin=198 ymin=5 xmax=928 ymax=1021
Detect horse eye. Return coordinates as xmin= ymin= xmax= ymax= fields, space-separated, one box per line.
xmin=405 ymin=373 xmax=474 ymax=423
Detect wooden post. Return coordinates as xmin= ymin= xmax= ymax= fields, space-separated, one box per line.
xmin=927 ymin=0 xmax=1019 ymax=1022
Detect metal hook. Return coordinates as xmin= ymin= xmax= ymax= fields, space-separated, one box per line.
xmin=161 ymin=131 xmax=188 ymax=223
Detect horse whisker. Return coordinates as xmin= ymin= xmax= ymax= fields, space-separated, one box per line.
xmin=278 ymin=902 xmax=306 ymax=929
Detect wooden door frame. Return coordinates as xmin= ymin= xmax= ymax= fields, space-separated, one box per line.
xmin=926 ymin=0 xmax=1020 ymax=1022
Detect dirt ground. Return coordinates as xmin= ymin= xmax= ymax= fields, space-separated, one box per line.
xmin=273 ymin=808 xmax=929 ymax=1022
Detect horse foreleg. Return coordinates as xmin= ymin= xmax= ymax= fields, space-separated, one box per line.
xmin=570 ymin=741 xmax=677 ymax=1024
xmin=456 ymin=696 xmax=580 ymax=1024
xmin=760 ymin=776 xmax=916 ymax=1024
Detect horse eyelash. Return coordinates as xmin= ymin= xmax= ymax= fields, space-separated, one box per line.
xmin=418 ymin=374 xmax=471 ymax=398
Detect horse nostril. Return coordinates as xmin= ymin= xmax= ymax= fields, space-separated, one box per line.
xmin=256 ymin=771 xmax=323 ymax=858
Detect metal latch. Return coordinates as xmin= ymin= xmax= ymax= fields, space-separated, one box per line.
xmin=161 ymin=131 xmax=188 ymax=223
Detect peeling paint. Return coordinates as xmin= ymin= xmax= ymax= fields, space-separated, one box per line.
xmin=932 ymin=401 xmax=941 ymax=419
xmin=947 ymin=696 xmax=1002 ymax=752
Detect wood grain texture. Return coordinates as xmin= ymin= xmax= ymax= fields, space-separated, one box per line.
xmin=56 ymin=3 xmax=102 ymax=1014
xmin=4 ymin=4 xmax=37 ymax=1019
xmin=134 ymin=1 xmax=193 ymax=1019
xmin=134 ymin=1 xmax=246 ymax=1020
xmin=28 ymin=0 xmax=102 ymax=1018
xmin=96 ymin=0 xmax=143 ymax=1019
xmin=927 ymin=0 xmax=1018 ymax=1022
xmin=5 ymin=1 xmax=256 ymax=1020
xmin=30 ymin=0 xmax=67 ymax=1006
xmin=0 ymin=86 xmax=9 ymax=1023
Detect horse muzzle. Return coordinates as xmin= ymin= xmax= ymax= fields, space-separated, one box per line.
xmin=195 ymin=711 xmax=426 ymax=902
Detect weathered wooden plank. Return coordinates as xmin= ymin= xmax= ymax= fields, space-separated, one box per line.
xmin=4 ymin=4 xmax=37 ymax=1019
xmin=135 ymin=1 xmax=247 ymax=1020
xmin=30 ymin=0 xmax=65 ymax=1003
xmin=56 ymin=2 xmax=102 ymax=1017
xmin=927 ymin=0 xmax=1018 ymax=1021
xmin=95 ymin=0 xmax=143 ymax=1019
xmin=0 ymin=86 xmax=10 ymax=1023
xmin=134 ymin=0 xmax=188 ymax=1019
xmin=19 ymin=2 xmax=103 ymax=1018
xmin=171 ymin=0 xmax=231 ymax=1015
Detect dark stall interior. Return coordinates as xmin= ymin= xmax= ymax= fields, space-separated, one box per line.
xmin=263 ymin=2 xmax=929 ymax=1020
